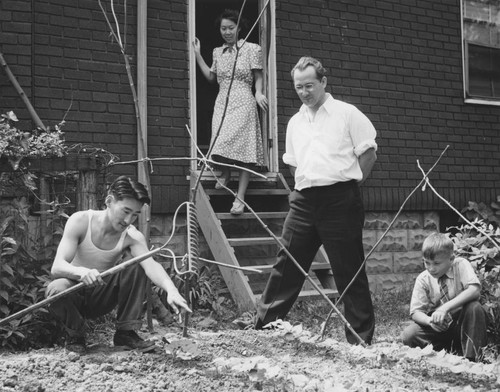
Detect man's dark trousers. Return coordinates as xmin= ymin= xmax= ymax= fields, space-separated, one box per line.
xmin=256 ymin=180 xmax=375 ymax=344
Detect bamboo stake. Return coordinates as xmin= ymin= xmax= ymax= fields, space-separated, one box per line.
xmin=98 ymin=0 xmax=154 ymax=330
xmin=0 ymin=52 xmax=46 ymax=130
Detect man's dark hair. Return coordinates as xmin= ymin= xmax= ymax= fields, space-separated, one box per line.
xmin=108 ymin=176 xmax=150 ymax=205
xmin=291 ymin=56 xmax=328 ymax=80
xmin=215 ymin=9 xmax=248 ymax=35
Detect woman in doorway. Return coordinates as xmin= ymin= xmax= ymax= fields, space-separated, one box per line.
xmin=193 ymin=8 xmax=268 ymax=215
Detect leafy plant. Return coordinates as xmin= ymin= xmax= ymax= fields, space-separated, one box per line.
xmin=448 ymin=215 xmax=500 ymax=358
xmin=0 ymin=111 xmax=67 ymax=170
xmin=0 ymin=110 xmax=71 ymax=349
xmin=460 ymin=196 xmax=500 ymax=227
xmin=164 ymin=263 xmax=224 ymax=314
xmin=0 ymin=197 xmax=63 ymax=349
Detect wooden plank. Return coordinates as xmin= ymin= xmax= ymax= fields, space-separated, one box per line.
xmin=216 ymin=211 xmax=288 ymax=220
xmin=240 ymin=260 xmax=332 ymax=274
xmin=194 ymin=181 xmax=256 ymax=311
xmin=297 ymin=289 xmax=339 ymax=299
xmin=205 ymin=188 xmax=289 ymax=196
xmin=228 ymin=237 xmax=282 ymax=247
xmin=188 ymin=170 xmax=281 ymax=183
xmin=77 ymin=169 xmax=97 ymax=210
xmin=313 ymin=246 xmax=337 ymax=290
xmin=255 ymin=288 xmax=339 ymax=302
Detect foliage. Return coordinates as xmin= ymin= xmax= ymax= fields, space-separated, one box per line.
xmin=0 ymin=110 xmax=71 ymax=349
xmin=0 ymin=111 xmax=67 ymax=170
xmin=0 ymin=197 xmax=69 ymax=349
xmin=460 ymin=196 xmax=500 ymax=227
xmin=448 ymin=215 xmax=500 ymax=357
xmin=170 ymin=263 xmax=226 ymax=314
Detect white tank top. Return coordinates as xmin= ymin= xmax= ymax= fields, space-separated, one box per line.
xmin=71 ymin=210 xmax=128 ymax=272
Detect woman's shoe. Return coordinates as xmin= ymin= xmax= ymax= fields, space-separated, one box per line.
xmin=230 ymin=199 xmax=245 ymax=215
xmin=215 ymin=176 xmax=230 ymax=189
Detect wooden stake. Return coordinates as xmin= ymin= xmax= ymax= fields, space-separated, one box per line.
xmin=0 ymin=52 xmax=46 ymax=131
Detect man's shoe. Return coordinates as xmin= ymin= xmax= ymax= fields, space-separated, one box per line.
xmin=113 ymin=330 xmax=156 ymax=353
xmin=65 ymin=335 xmax=86 ymax=354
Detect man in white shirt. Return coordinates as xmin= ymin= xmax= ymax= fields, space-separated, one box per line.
xmin=255 ymin=57 xmax=377 ymax=344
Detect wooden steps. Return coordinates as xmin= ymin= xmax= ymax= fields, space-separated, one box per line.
xmin=255 ymin=289 xmax=338 ymax=302
xmin=191 ymin=171 xmax=338 ymax=312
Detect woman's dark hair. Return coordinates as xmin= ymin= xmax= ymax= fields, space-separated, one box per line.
xmin=108 ymin=176 xmax=150 ymax=205
xmin=215 ymin=9 xmax=248 ymax=35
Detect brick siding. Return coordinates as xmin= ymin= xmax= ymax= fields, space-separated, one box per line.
xmin=1 ymin=0 xmax=499 ymax=211
xmin=275 ymin=0 xmax=499 ymax=211
xmin=0 ymin=0 xmax=190 ymax=212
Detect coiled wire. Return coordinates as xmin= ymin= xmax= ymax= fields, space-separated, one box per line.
xmin=173 ymin=201 xmax=200 ymax=277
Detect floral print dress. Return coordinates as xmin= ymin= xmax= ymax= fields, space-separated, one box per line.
xmin=210 ymin=39 xmax=265 ymax=167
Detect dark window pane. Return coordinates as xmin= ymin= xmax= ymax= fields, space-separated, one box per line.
xmin=467 ymin=43 xmax=500 ymax=99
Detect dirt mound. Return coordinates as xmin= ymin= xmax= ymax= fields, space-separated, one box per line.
xmin=1 ymin=320 xmax=499 ymax=392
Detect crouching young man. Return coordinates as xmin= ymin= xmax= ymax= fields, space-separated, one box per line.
xmin=45 ymin=176 xmax=191 ymax=353
xmin=401 ymin=232 xmax=488 ymax=361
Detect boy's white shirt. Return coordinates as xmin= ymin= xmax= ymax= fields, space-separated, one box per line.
xmin=409 ymin=257 xmax=481 ymax=316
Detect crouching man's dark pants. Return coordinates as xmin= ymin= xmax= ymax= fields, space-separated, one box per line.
xmin=45 ymin=263 xmax=147 ymax=337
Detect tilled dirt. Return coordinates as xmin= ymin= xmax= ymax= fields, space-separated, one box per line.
xmin=1 ymin=320 xmax=499 ymax=392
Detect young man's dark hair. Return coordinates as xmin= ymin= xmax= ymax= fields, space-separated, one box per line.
xmin=108 ymin=175 xmax=151 ymax=205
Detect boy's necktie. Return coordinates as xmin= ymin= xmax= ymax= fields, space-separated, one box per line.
xmin=438 ymin=275 xmax=450 ymax=305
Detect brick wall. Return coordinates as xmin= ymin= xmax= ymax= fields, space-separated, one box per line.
xmin=2 ymin=0 xmax=498 ymax=213
xmin=275 ymin=0 xmax=500 ymax=212
xmin=1 ymin=0 xmax=498 ymax=294
xmin=0 ymin=0 xmax=190 ymax=212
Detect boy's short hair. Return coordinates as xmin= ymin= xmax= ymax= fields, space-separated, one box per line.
xmin=422 ymin=232 xmax=454 ymax=260
xmin=108 ymin=176 xmax=150 ymax=205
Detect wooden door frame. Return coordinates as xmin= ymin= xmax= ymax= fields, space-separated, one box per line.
xmin=188 ymin=0 xmax=278 ymax=173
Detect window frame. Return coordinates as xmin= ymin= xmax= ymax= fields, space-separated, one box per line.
xmin=461 ymin=0 xmax=500 ymax=106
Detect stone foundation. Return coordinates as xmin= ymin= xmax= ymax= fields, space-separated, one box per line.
xmin=363 ymin=211 xmax=439 ymax=292
xmin=149 ymin=211 xmax=440 ymax=293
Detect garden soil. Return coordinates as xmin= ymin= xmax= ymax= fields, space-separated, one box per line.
xmin=1 ymin=315 xmax=499 ymax=392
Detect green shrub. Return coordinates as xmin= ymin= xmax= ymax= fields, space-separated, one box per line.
xmin=0 ymin=198 xmax=63 ymax=349
xmin=448 ymin=204 xmax=500 ymax=358
xmin=0 ymin=111 xmax=66 ymax=170
xmin=0 ymin=110 xmax=69 ymax=349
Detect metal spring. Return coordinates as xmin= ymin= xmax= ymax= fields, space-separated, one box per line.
xmin=184 ymin=201 xmax=200 ymax=276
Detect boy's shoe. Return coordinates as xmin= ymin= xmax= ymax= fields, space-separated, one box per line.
xmin=113 ymin=330 xmax=156 ymax=353
xmin=65 ymin=335 xmax=86 ymax=354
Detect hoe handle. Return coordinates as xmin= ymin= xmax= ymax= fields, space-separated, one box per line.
xmin=0 ymin=246 xmax=163 ymax=328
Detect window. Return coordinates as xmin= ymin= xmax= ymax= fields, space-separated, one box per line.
xmin=462 ymin=0 xmax=500 ymax=104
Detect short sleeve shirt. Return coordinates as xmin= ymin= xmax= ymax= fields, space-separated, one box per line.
xmin=409 ymin=257 xmax=481 ymax=316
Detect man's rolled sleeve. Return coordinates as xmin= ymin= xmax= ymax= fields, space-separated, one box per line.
xmin=353 ymin=140 xmax=378 ymax=157
xmin=282 ymin=152 xmax=297 ymax=167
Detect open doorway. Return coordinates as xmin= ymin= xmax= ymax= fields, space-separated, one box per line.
xmin=189 ymin=0 xmax=278 ymax=173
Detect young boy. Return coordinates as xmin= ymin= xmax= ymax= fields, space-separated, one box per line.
xmin=401 ymin=232 xmax=488 ymax=361
xmin=45 ymin=176 xmax=191 ymax=353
